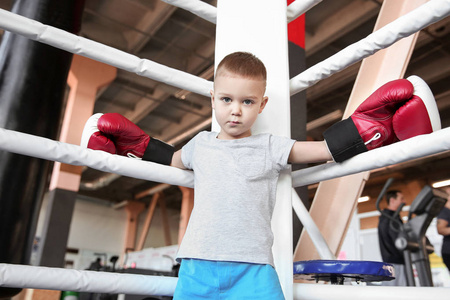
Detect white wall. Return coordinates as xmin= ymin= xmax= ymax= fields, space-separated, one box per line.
xmin=35 ymin=193 xmax=181 ymax=270
xmin=67 ymin=198 xmax=127 ymax=254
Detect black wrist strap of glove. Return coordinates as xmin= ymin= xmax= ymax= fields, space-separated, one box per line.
xmin=323 ymin=118 xmax=368 ymax=163
xmin=142 ymin=138 xmax=175 ymax=166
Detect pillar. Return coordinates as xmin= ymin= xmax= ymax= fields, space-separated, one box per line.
xmin=35 ymin=55 xmax=116 ymax=267
xmin=123 ymin=201 xmax=146 ymax=254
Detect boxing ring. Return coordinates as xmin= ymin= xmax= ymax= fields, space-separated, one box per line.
xmin=0 ymin=0 xmax=450 ymax=299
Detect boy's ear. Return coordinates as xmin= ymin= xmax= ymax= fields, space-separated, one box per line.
xmin=210 ymin=90 xmax=215 ymax=109
xmin=259 ymin=96 xmax=268 ymax=113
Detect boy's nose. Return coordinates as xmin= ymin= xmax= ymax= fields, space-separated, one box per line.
xmin=231 ymin=103 xmax=241 ymax=116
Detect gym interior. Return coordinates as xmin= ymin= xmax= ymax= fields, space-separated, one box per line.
xmin=0 ymin=0 xmax=450 ymax=299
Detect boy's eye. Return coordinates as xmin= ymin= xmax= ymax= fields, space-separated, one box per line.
xmin=222 ymin=97 xmax=232 ymax=103
xmin=243 ymin=99 xmax=254 ymax=105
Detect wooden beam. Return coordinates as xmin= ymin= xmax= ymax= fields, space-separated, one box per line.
xmin=136 ymin=193 xmax=160 ymax=251
xmin=158 ymin=196 xmax=172 ymax=246
xmin=294 ymin=0 xmax=427 ymax=263
xmin=306 ymin=0 xmax=380 ymax=56
xmin=178 ymin=186 xmax=194 ymax=245
xmin=123 ymin=201 xmax=146 ymax=253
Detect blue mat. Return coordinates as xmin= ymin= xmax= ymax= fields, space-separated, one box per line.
xmin=294 ymin=260 xmax=395 ymax=283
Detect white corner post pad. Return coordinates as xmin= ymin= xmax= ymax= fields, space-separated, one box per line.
xmin=215 ymin=0 xmax=292 ymax=298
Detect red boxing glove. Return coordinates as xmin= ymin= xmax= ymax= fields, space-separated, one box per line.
xmin=350 ymin=78 xmax=413 ymax=150
xmin=324 ymin=76 xmax=440 ymax=162
xmin=80 ymin=113 xmax=116 ymax=155
xmin=97 ymin=113 xmax=150 ymax=158
xmin=81 ymin=113 xmax=175 ymax=165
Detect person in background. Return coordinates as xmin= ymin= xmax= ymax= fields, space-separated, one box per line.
xmin=378 ymin=190 xmax=407 ymax=286
xmin=437 ymin=187 xmax=450 ymax=272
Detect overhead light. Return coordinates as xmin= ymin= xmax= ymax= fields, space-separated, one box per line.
xmin=432 ymin=179 xmax=450 ymax=188
xmin=358 ymin=196 xmax=370 ymax=203
xmin=175 ymin=90 xmax=188 ymax=100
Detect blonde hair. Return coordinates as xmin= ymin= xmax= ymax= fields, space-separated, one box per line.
xmin=216 ymin=52 xmax=267 ymax=82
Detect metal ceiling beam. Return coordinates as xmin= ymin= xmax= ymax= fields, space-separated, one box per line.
xmin=305 ymin=0 xmax=381 ymax=56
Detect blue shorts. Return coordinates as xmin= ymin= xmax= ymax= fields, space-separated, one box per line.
xmin=173 ymin=259 xmax=285 ymax=300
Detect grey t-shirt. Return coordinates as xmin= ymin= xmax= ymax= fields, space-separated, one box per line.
xmin=177 ymin=131 xmax=295 ymax=266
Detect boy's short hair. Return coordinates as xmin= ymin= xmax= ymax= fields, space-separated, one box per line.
xmin=386 ymin=190 xmax=400 ymax=205
xmin=216 ymin=52 xmax=267 ymax=82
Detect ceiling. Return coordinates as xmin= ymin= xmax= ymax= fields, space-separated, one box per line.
xmin=1 ymin=0 xmax=450 ymax=211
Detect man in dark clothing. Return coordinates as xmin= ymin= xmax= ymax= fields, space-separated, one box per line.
xmin=437 ymin=187 xmax=450 ymax=273
xmin=378 ymin=190 xmax=407 ymax=286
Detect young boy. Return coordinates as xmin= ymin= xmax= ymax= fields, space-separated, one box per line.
xmin=81 ymin=52 xmax=438 ymax=299
xmin=170 ymin=52 xmax=331 ymax=299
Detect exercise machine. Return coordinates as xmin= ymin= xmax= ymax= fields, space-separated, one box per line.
xmin=376 ymin=178 xmax=447 ymax=286
xmin=294 ymin=180 xmax=447 ymax=286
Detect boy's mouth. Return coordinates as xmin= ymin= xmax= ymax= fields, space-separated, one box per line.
xmin=228 ymin=121 xmax=241 ymax=125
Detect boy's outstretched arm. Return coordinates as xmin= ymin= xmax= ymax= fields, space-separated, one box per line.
xmin=170 ymin=150 xmax=186 ymax=169
xmin=288 ymin=141 xmax=332 ymax=164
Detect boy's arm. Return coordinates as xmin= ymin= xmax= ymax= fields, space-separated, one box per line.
xmin=303 ymin=76 xmax=439 ymax=164
xmin=170 ymin=149 xmax=186 ymax=169
xmin=288 ymin=141 xmax=332 ymax=164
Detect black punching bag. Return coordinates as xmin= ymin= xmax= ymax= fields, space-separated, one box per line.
xmin=0 ymin=0 xmax=84 ymax=298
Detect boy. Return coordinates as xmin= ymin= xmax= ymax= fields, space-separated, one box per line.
xmin=81 ymin=52 xmax=438 ymax=299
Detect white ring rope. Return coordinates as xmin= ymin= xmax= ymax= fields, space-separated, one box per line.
xmin=2 ymin=262 xmax=450 ymax=299
xmin=0 ymin=128 xmax=194 ymax=188
xmin=0 ymin=127 xmax=449 ymax=192
xmin=293 ymin=283 xmax=450 ymax=300
xmin=159 ymin=0 xmax=321 ymax=25
xmin=290 ymin=0 xmax=450 ymax=95
xmin=287 ymin=0 xmax=322 ymax=23
xmin=160 ymin=0 xmax=217 ymax=24
xmin=0 ymin=264 xmax=177 ymax=296
xmin=292 ymin=189 xmax=335 ymax=260
xmin=292 ymin=127 xmax=450 ymax=187
xmin=1 ymin=0 xmax=446 ymax=100
xmin=0 ymin=8 xmax=213 ymax=98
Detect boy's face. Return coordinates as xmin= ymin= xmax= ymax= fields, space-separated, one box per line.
xmin=211 ymin=71 xmax=268 ymax=140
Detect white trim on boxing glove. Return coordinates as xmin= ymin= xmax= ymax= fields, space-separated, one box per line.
xmin=407 ymin=75 xmax=441 ymax=132
xmin=80 ymin=113 xmax=104 ymax=148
